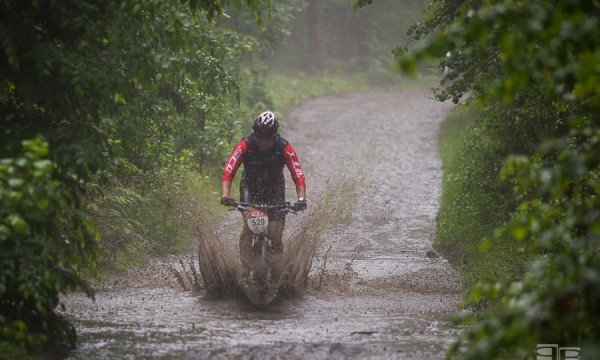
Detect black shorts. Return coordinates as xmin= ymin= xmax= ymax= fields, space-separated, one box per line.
xmin=239 ymin=181 xmax=286 ymax=222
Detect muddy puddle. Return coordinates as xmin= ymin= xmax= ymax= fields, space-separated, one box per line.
xmin=61 ymin=90 xmax=461 ymax=359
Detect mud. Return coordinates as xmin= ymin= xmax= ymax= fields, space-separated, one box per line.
xmin=61 ymin=90 xmax=460 ymax=359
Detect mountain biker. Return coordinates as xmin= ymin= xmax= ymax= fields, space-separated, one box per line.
xmin=220 ymin=110 xmax=307 ymax=273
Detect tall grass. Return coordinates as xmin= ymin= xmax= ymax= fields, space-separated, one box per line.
xmin=88 ymin=169 xmax=223 ymax=279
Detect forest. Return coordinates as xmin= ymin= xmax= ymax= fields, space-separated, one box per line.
xmin=1 ymin=0 xmax=599 ymax=359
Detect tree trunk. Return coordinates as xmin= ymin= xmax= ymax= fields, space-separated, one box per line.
xmin=306 ymin=0 xmax=323 ymax=71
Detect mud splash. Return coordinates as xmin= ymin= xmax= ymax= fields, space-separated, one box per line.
xmin=195 ymin=176 xmax=357 ymax=305
xmin=61 ymin=90 xmax=461 ymax=359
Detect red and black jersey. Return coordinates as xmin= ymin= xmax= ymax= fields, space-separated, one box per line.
xmin=221 ymin=134 xmax=305 ymax=189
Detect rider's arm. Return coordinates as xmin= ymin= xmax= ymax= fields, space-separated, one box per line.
xmin=221 ymin=140 xmax=248 ymax=198
xmin=282 ymin=143 xmax=306 ymax=200
xmin=296 ymin=184 xmax=306 ymax=202
xmin=221 ymin=181 xmax=232 ymax=198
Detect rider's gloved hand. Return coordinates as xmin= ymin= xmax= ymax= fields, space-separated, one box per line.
xmin=292 ymin=198 xmax=307 ymax=211
xmin=220 ymin=197 xmax=235 ymax=206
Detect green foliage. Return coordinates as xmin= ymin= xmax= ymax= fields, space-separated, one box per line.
xmin=222 ymin=1 xmax=301 ymax=60
xmin=0 ymin=342 xmax=29 ymax=360
xmin=352 ymin=0 xmax=373 ymax=9
xmin=0 ymin=0 xmax=273 ymax=353
xmin=449 ymin=128 xmax=600 ymax=359
xmin=397 ymin=0 xmax=600 ymax=357
xmin=0 ymin=138 xmax=98 ymax=351
xmin=436 ymin=89 xmax=562 ymax=288
xmin=83 ymin=7 xmax=276 ymax=270
xmin=87 ymin=167 xmax=219 ymax=272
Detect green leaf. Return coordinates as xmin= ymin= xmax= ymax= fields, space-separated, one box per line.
xmin=7 ymin=178 xmax=25 ymax=188
xmin=8 ymin=215 xmax=29 ymax=235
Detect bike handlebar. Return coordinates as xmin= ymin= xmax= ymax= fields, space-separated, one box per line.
xmin=224 ymin=201 xmax=301 ymax=213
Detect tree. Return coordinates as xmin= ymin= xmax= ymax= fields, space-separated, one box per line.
xmin=0 ymin=0 xmax=270 ymax=353
xmin=376 ymin=0 xmax=600 ymax=357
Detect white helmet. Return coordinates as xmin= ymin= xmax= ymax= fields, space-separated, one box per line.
xmin=252 ymin=111 xmax=279 ymax=137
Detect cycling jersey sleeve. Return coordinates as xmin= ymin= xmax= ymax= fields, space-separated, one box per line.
xmin=282 ymin=143 xmax=306 ymax=188
xmin=221 ymin=140 xmax=248 ymax=183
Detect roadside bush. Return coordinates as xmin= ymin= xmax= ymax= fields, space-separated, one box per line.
xmin=0 ymin=138 xmax=98 ymax=351
xmin=449 ymin=127 xmax=600 ymax=359
xmin=435 ymin=89 xmax=560 ymax=288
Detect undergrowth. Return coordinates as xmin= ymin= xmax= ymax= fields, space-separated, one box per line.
xmin=435 ymin=105 xmax=533 ymax=292
xmin=88 ymin=170 xmax=222 ymax=281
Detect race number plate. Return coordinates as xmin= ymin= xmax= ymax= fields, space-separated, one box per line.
xmin=247 ymin=211 xmax=269 ymax=234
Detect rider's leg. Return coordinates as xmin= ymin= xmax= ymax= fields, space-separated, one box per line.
xmin=238 ymin=183 xmax=253 ymax=269
xmin=238 ymin=221 xmax=253 ymax=269
xmin=266 ymin=183 xmax=286 ymax=254
xmin=267 ymin=219 xmax=285 ymax=254
xmin=266 ymin=219 xmax=284 ymax=278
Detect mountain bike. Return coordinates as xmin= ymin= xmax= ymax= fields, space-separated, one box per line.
xmin=227 ymin=201 xmax=298 ymax=283
xmin=224 ymin=201 xmax=300 ymax=306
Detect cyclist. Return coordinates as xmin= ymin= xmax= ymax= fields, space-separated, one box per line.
xmin=220 ymin=110 xmax=307 ymax=274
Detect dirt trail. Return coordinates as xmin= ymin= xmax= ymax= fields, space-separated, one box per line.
xmin=61 ymin=90 xmax=461 ymax=359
